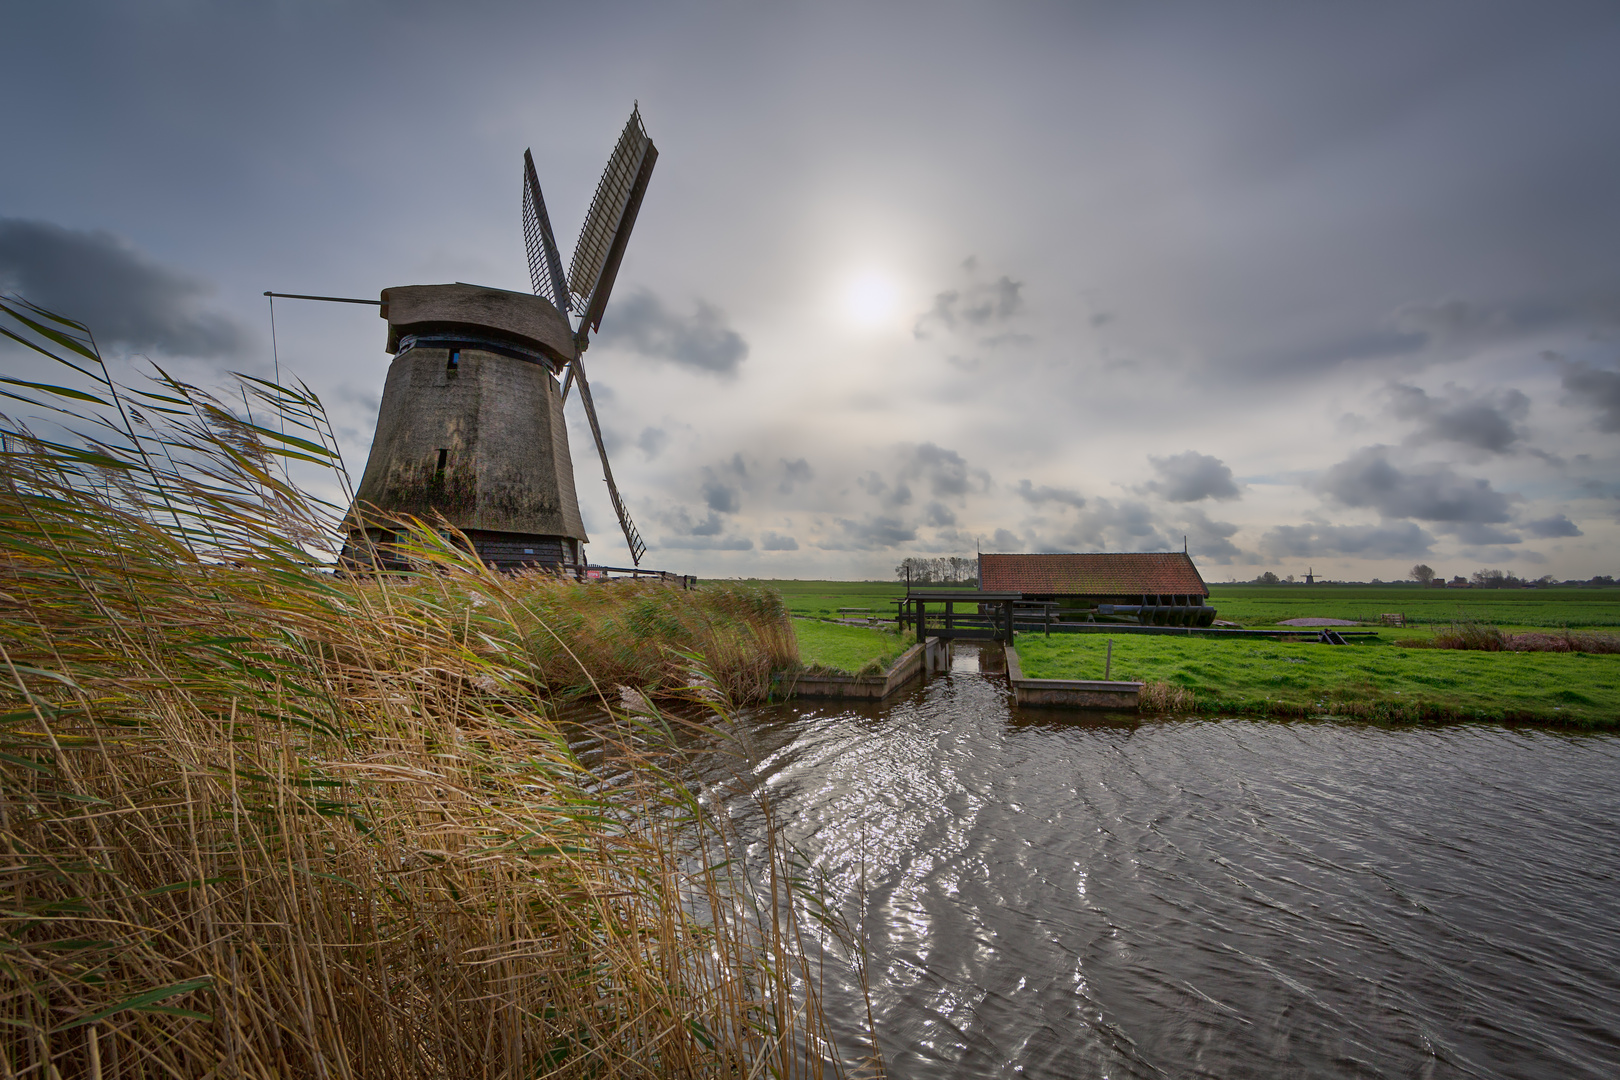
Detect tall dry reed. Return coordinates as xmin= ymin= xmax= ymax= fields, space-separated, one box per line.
xmin=416 ymin=572 xmax=799 ymax=706
xmin=0 ymin=297 xmax=870 ymax=1078
xmin=1416 ymin=623 xmax=1620 ymax=654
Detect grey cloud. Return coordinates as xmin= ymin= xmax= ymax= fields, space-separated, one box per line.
xmin=760 ymin=531 xmax=799 ymax=551
xmin=701 ymin=479 xmax=739 ymax=514
xmin=1391 ymin=298 xmax=1573 ymax=351
xmin=990 ymin=528 xmax=1021 ymax=550
xmin=661 ymin=507 xmax=724 ymax=536
xmin=0 ymin=217 xmax=245 ymax=356
xmin=1260 ymin=522 xmax=1435 ymax=558
xmin=1554 ymin=356 xmax=1620 ymax=432
xmin=596 ymin=289 xmax=747 ymax=376
xmin=1317 ymin=446 xmax=1513 ymax=524
xmin=857 ymin=471 xmax=911 ymax=507
xmin=1524 ymin=514 xmax=1582 ymax=538
xmin=1387 ymin=383 xmax=1529 ymax=453
xmin=1144 ymin=451 xmax=1241 ymax=502
xmin=779 ymin=457 xmax=813 ymax=494
xmin=959 ymin=277 xmax=1023 ymax=326
xmin=636 ymin=426 xmax=669 ymax=460
xmin=1181 ymin=508 xmax=1243 ymax=564
xmin=660 ymin=534 xmax=754 ymax=550
xmin=924 ymin=501 xmax=957 ymax=527
xmin=1015 ymin=479 xmax=1086 ymax=509
xmin=906 ymin=442 xmax=974 ymax=498
xmin=1450 ymin=523 xmax=1521 ymax=546
xmin=1461 ymin=548 xmax=1548 ymax=565
xmin=1044 ymin=498 xmax=1173 ymax=553
xmin=1078 ymin=500 xmax=1168 ymax=548
xmin=914 ymin=263 xmax=1026 ymax=342
xmin=1242 ymin=328 xmax=1427 ymax=376
xmin=823 ymin=515 xmax=917 ymax=550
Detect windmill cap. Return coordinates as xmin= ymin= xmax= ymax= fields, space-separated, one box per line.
xmin=379 ymin=283 xmax=574 ymax=364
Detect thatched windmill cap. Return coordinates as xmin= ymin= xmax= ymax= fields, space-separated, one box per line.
xmin=379 ymin=283 xmax=575 ymax=365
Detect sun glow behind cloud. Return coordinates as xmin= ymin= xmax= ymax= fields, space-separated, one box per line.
xmin=840 ymin=269 xmax=902 ymax=329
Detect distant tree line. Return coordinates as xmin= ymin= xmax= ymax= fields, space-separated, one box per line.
xmin=895 ymin=556 xmax=977 ymax=584
xmin=1246 ymin=565 xmax=1617 ymax=587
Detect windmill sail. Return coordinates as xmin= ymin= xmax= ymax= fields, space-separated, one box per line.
xmin=568 ymin=106 xmax=658 ymax=335
xmin=568 ymin=353 xmax=647 ymax=566
xmin=519 ymin=109 xmax=657 ymax=567
xmin=522 ymin=149 xmax=571 ymax=313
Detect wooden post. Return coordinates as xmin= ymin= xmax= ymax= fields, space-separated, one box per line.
xmin=1105 ymin=638 xmax=1113 ymax=680
xmin=945 ymin=599 xmax=954 ymax=635
xmin=1003 ymin=599 xmax=1015 ymax=644
xmin=916 ymin=599 xmax=926 ymax=646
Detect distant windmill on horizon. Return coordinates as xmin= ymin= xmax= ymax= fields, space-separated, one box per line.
xmin=339 ymin=106 xmax=659 ymax=573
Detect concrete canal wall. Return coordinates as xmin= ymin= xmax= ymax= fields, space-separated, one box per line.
xmin=780 ymin=636 xmax=950 ymax=700
xmin=1005 ymin=645 xmax=1143 ymax=709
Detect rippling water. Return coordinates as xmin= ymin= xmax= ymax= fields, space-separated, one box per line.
xmin=705 ymin=645 xmax=1620 ymax=1078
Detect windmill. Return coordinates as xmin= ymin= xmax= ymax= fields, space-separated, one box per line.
xmin=342 ymin=106 xmax=657 ymax=573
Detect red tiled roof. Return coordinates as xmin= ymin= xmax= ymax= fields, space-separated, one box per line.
xmin=978 ymin=552 xmax=1209 ymax=597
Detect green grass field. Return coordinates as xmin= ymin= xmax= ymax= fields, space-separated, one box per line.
xmin=745 ymin=579 xmax=916 ymax=621
xmin=1207 ymin=584 xmax=1620 ymax=628
xmin=1014 ymin=632 xmax=1620 ymax=727
xmin=750 ymin=581 xmax=1620 ymax=723
xmin=791 ymin=617 xmax=913 ymax=675
xmin=748 ymin=580 xmax=1620 ymax=629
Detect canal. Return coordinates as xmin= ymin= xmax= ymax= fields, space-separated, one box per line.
xmin=698 ymin=644 xmax=1620 ymax=1078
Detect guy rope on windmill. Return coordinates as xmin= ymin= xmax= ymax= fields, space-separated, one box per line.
xmin=270 ymin=106 xmax=659 ymax=575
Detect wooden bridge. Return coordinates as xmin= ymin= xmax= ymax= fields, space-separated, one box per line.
xmin=896 ymin=590 xmax=1024 ymax=644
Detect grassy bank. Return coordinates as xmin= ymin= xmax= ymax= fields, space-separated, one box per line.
xmin=1014 ymin=632 xmax=1620 ymax=726
xmin=744 ymin=580 xmax=911 ymax=621
xmin=736 ymin=580 xmax=1620 ymax=631
xmin=792 ymin=618 xmax=912 ymax=675
xmin=0 ymin=300 xmax=856 ymax=1078
xmin=1207 ymin=583 xmax=1620 ymax=628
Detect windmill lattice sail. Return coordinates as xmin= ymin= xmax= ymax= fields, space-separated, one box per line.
xmin=521 ymin=107 xmax=658 ymax=568
xmin=522 ymin=149 xmax=571 ymax=315
xmin=568 ymin=106 xmax=658 ymax=333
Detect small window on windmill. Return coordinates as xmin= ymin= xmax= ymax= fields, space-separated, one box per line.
xmin=434 ymin=449 xmax=448 ymax=480
xmin=447 ymin=349 xmax=461 ymax=371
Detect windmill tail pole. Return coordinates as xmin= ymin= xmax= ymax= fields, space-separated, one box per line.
xmin=568 ymin=351 xmax=647 ymax=567
xmin=262 ymin=291 xmax=381 ymax=306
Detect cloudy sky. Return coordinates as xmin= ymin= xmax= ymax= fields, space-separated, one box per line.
xmin=4 ymin=1 xmax=1619 ymax=581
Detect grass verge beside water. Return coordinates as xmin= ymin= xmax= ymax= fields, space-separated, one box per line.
xmin=744 ymin=580 xmax=911 ymax=622
xmin=791 ymin=618 xmax=912 ymax=676
xmin=1014 ymin=632 xmax=1620 ymax=726
xmin=1207 ymin=583 xmax=1620 ymax=628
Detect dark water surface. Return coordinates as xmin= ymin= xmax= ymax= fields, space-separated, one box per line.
xmin=711 ymin=646 xmax=1620 ymax=1078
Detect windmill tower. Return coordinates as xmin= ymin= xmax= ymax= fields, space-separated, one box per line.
xmin=346 ymin=107 xmax=657 ymax=572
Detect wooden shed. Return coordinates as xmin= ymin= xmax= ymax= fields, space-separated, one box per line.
xmin=977 ymin=551 xmax=1217 ymax=627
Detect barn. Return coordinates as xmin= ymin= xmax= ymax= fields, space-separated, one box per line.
xmin=977 ymin=551 xmax=1217 ymax=627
